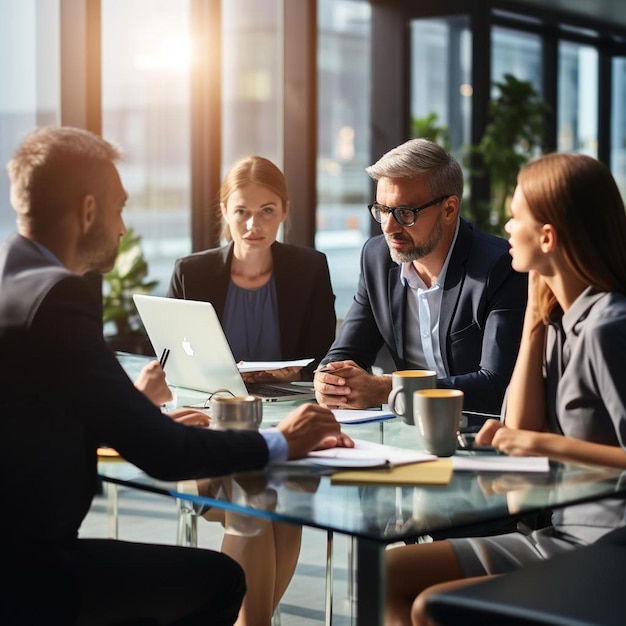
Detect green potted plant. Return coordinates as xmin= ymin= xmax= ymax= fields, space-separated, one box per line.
xmin=103 ymin=227 xmax=158 ymax=355
xmin=466 ymin=73 xmax=550 ymax=235
xmin=411 ymin=112 xmax=450 ymax=148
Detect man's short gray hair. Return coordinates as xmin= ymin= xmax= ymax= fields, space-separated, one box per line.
xmin=366 ymin=138 xmax=464 ymax=199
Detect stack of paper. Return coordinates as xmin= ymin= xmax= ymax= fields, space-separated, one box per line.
xmin=237 ymin=359 xmax=314 ymax=373
xmin=290 ymin=438 xmax=436 ymax=469
xmin=331 ymin=409 xmax=396 ymax=424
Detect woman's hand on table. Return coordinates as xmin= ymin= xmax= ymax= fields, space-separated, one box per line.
xmin=475 ymin=419 xmax=542 ymax=457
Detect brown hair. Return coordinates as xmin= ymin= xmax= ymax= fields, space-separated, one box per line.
xmin=7 ymin=126 xmax=122 ymax=236
xmin=517 ymin=152 xmax=626 ymax=320
xmin=219 ymin=156 xmax=288 ymax=240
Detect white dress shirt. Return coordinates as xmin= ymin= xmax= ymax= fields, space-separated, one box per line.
xmin=401 ymin=219 xmax=460 ymax=377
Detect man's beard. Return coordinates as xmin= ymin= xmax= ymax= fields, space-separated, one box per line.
xmin=386 ymin=212 xmax=444 ymax=264
xmin=78 ymin=218 xmax=119 ymax=274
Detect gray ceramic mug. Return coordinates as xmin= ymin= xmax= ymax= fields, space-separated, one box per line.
xmin=414 ymin=389 xmax=464 ymax=456
xmin=210 ymin=395 xmax=263 ymax=431
xmin=387 ymin=370 xmax=437 ymax=425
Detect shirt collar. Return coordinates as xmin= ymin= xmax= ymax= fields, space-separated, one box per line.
xmin=400 ymin=218 xmax=460 ymax=289
xmin=561 ymin=286 xmax=606 ymax=336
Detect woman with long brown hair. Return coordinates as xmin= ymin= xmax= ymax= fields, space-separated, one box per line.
xmin=384 ymin=152 xmax=626 ymax=626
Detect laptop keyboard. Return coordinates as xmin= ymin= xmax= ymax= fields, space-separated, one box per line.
xmin=245 ymin=382 xmax=310 ymax=397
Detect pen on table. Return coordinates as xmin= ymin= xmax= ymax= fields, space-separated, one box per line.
xmin=159 ymin=348 xmax=170 ymax=370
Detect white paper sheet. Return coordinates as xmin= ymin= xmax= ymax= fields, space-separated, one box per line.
xmin=331 ymin=409 xmax=396 ymax=424
xmin=452 ymin=455 xmax=550 ymax=473
xmin=237 ymin=358 xmax=314 ymax=373
xmin=284 ymin=438 xmax=436 ymax=469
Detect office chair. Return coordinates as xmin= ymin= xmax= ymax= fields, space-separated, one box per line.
xmin=425 ymin=526 xmax=626 ymax=626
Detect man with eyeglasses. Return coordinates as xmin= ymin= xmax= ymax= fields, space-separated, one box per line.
xmin=314 ymin=138 xmax=527 ymax=423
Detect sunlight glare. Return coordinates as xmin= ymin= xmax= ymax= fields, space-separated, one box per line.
xmin=134 ymin=36 xmax=191 ymax=71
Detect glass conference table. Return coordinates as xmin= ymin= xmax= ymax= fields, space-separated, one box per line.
xmin=99 ymin=354 xmax=626 ymax=626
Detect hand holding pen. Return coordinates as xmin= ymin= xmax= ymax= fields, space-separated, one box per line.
xmin=159 ymin=348 xmax=170 ymax=370
xmin=134 ymin=350 xmax=173 ymax=407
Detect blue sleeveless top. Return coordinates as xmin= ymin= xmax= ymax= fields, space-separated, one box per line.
xmin=222 ymin=274 xmax=281 ymax=361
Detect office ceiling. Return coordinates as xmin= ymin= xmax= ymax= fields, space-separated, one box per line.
xmin=514 ymin=0 xmax=626 ymax=30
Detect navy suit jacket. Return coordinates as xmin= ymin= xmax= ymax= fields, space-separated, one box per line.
xmin=0 ymin=233 xmax=269 ymax=552
xmin=167 ymin=241 xmax=336 ymax=378
xmin=323 ymin=219 xmax=528 ymax=414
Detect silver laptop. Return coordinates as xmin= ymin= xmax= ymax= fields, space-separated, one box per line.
xmin=132 ymin=294 xmax=316 ymax=402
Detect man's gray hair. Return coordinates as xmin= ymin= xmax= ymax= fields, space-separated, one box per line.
xmin=366 ymin=138 xmax=464 ymax=199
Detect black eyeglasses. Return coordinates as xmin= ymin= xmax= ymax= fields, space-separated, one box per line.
xmin=368 ymin=195 xmax=451 ymax=227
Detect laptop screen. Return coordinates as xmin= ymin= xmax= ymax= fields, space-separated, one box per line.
xmin=133 ymin=295 xmax=248 ymax=395
xmin=132 ymin=295 xmax=316 ymax=403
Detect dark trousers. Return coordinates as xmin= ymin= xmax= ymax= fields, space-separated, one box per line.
xmin=3 ymin=539 xmax=245 ymax=625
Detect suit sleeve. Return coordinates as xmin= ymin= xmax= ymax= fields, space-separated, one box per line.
xmin=321 ymin=239 xmax=388 ymax=371
xmin=298 ymin=253 xmax=337 ymax=378
xmin=33 ymin=277 xmax=269 ymax=480
xmin=166 ymin=257 xmax=184 ymax=298
xmin=437 ymin=255 xmax=528 ymax=415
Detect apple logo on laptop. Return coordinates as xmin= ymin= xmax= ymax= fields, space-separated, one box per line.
xmin=181 ymin=337 xmax=194 ymax=357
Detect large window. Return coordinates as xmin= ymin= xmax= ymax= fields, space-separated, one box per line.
xmin=410 ymin=16 xmax=472 ymax=158
xmin=316 ymin=0 xmax=371 ymax=319
xmin=102 ymin=0 xmax=192 ymax=296
xmin=558 ymin=41 xmax=598 ymax=156
xmin=0 ymin=1 xmax=59 ymax=241
xmin=612 ymin=57 xmax=626 ymax=197
xmin=492 ymin=26 xmax=542 ymax=92
xmin=222 ymin=0 xmax=282 ymax=172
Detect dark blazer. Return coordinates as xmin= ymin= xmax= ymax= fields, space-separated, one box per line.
xmin=167 ymin=241 xmax=337 ymax=378
xmin=322 ymin=219 xmax=528 ymax=414
xmin=0 ymin=233 xmax=269 ymax=557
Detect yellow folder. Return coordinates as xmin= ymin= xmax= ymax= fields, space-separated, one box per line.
xmin=331 ymin=459 xmax=453 ymax=486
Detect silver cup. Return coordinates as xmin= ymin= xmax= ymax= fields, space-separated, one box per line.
xmin=210 ymin=395 xmax=263 ymax=431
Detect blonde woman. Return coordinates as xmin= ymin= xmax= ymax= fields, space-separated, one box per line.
xmin=167 ymin=156 xmax=337 ymax=626
xmin=168 ymin=155 xmax=336 ymax=382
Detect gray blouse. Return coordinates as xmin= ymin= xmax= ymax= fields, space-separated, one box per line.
xmin=545 ymin=287 xmax=626 ymax=544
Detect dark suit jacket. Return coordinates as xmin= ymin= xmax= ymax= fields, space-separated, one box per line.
xmin=322 ymin=219 xmax=528 ymax=414
xmin=167 ymin=241 xmax=336 ymax=378
xmin=0 ymin=233 xmax=269 ymax=556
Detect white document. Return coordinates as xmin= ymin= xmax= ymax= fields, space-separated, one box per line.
xmin=237 ymin=358 xmax=314 ymax=373
xmin=452 ymin=455 xmax=550 ymax=473
xmin=331 ymin=409 xmax=396 ymax=424
xmin=285 ymin=438 xmax=436 ymax=469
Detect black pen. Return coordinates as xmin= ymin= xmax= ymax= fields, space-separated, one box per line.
xmin=159 ymin=348 xmax=170 ymax=370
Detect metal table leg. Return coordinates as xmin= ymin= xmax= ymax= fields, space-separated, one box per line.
xmin=356 ymin=537 xmax=385 ymax=626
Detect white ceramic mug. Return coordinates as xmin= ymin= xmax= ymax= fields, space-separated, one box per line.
xmin=414 ymin=389 xmax=464 ymax=456
xmin=210 ymin=395 xmax=263 ymax=431
xmin=387 ymin=370 xmax=437 ymax=425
